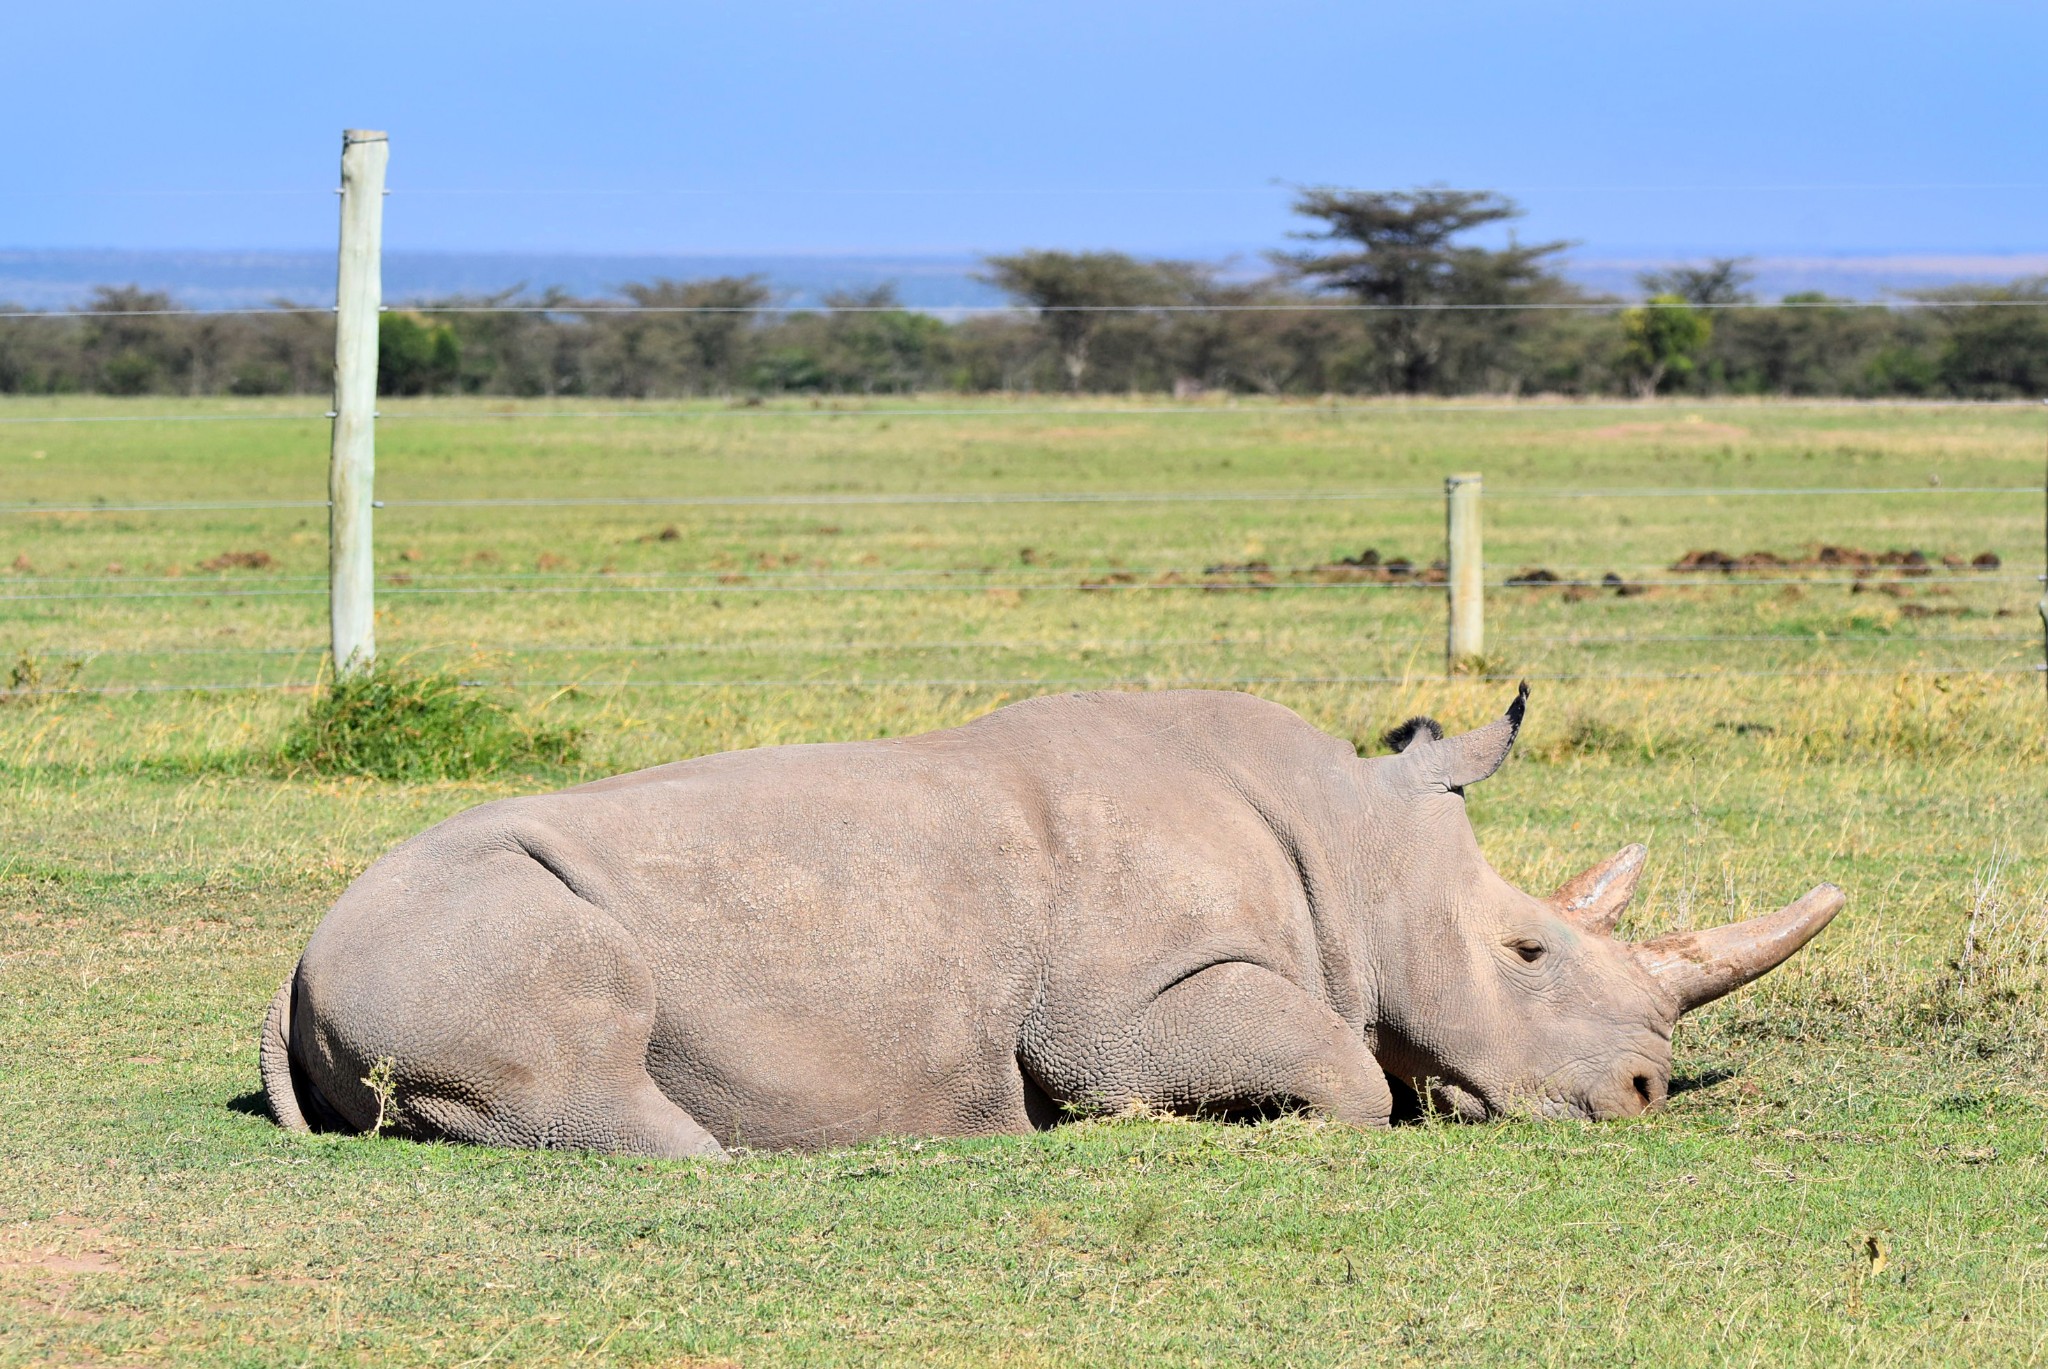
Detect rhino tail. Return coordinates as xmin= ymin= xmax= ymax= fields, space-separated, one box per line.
xmin=259 ymin=970 xmax=313 ymax=1133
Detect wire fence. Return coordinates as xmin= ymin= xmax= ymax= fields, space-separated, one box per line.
xmin=7 ymin=450 xmax=2043 ymax=694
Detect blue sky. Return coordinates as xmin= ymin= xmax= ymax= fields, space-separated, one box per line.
xmin=5 ymin=1 xmax=2042 ymax=260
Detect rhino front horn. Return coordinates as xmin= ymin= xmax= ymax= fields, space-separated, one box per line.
xmin=1633 ymin=883 xmax=1847 ymax=1013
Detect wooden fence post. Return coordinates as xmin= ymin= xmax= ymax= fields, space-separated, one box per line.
xmin=1446 ymin=473 xmax=1484 ymax=674
xmin=329 ymin=129 xmax=387 ymax=680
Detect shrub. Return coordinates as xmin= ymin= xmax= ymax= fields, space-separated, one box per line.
xmin=378 ymin=313 xmax=462 ymax=396
xmin=279 ymin=666 xmax=579 ymax=781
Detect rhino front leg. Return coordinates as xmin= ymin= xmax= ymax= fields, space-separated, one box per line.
xmin=1058 ymin=962 xmax=1393 ymax=1127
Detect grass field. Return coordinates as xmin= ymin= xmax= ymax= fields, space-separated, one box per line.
xmin=4 ymin=394 xmax=2047 ymax=1365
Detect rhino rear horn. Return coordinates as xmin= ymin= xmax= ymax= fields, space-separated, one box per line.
xmin=1398 ymin=682 xmax=1527 ymax=790
xmin=1634 ymin=883 xmax=1846 ymax=1013
xmin=1550 ymin=843 xmax=1647 ymax=936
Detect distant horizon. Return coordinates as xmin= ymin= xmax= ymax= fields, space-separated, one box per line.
xmin=4 ymin=245 xmax=2043 ymax=314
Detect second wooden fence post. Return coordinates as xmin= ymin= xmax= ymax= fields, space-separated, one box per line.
xmin=1445 ymin=473 xmax=1484 ymax=675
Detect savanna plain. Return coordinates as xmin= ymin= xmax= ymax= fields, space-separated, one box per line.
xmin=3 ymin=395 xmax=2046 ymax=1365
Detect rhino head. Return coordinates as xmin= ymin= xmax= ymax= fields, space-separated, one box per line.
xmin=1357 ymin=685 xmax=1843 ymax=1122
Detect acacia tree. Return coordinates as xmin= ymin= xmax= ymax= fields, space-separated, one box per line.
xmin=592 ymin=276 xmax=770 ymax=396
xmin=978 ymin=251 xmax=1185 ymax=391
xmin=1638 ymin=257 xmax=1754 ymax=307
xmin=1919 ymin=279 xmax=2048 ymax=397
xmin=1272 ymin=189 xmax=1571 ymax=393
xmin=427 ymin=286 xmax=582 ymax=396
xmin=818 ymin=285 xmax=951 ymax=393
xmin=78 ymin=286 xmax=181 ymax=394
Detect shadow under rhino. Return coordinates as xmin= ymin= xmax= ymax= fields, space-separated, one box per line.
xmin=260 ymin=685 xmax=1841 ymax=1156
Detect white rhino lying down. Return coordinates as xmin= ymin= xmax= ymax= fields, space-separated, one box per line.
xmin=262 ymin=686 xmax=1842 ymax=1156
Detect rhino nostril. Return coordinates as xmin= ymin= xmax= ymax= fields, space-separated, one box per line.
xmin=1632 ymin=1075 xmax=1653 ymax=1108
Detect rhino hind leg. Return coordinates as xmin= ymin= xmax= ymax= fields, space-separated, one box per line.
xmin=1033 ymin=961 xmax=1394 ymax=1127
xmin=299 ymin=858 xmax=726 ymax=1160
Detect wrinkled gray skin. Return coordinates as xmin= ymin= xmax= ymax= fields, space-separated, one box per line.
xmin=262 ymin=687 xmax=1842 ymax=1156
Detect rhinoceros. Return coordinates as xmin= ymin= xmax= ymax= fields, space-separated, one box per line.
xmin=261 ymin=685 xmax=1841 ymax=1156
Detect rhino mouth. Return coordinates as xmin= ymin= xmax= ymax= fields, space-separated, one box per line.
xmin=1380 ymin=1040 xmax=1500 ymax=1123
xmin=1398 ymin=1069 xmax=1493 ymax=1123
xmin=1413 ymin=1072 xmax=1664 ymax=1124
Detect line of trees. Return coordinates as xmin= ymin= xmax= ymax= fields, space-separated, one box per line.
xmin=3 ymin=189 xmax=2043 ymax=399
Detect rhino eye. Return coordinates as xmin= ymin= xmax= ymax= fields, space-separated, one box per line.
xmin=1510 ymin=939 xmax=1545 ymax=964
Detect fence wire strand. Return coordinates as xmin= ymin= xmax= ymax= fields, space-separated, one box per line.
xmin=17 ymin=661 xmax=2039 ymax=699
xmin=4 ymin=483 xmax=2039 ymax=515
xmin=25 ymin=629 xmax=2037 ymax=659
xmin=12 ymin=574 xmax=2044 ymax=604
xmin=11 ymin=299 xmax=2048 ymax=321
xmin=3 ymin=395 xmax=2045 ymax=430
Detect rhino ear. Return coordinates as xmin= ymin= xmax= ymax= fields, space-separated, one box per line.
xmin=1379 ymin=716 xmax=1446 ymax=753
xmin=1391 ymin=682 xmax=1528 ymax=791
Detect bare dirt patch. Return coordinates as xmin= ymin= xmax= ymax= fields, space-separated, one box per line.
xmin=5 ymin=1250 xmax=120 ymax=1276
xmin=197 ymin=550 xmax=274 ymax=571
xmin=0 ymin=1218 xmax=126 ymax=1281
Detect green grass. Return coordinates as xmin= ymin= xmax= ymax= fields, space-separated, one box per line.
xmin=3 ymin=394 xmax=2046 ymax=1365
